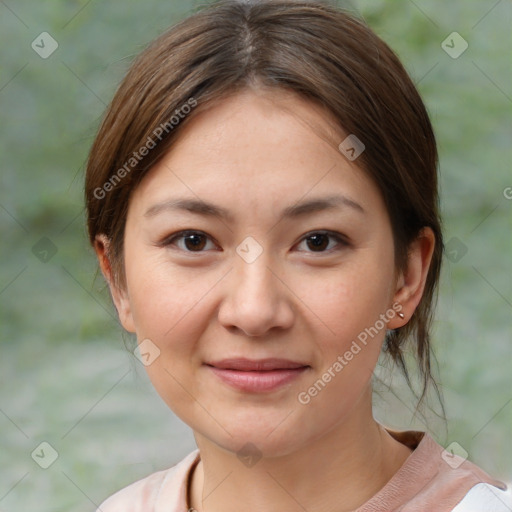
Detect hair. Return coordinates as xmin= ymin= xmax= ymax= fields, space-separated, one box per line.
xmin=85 ymin=0 xmax=444 ymax=410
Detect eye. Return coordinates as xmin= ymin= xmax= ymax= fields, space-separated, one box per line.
xmin=160 ymin=230 xmax=349 ymax=254
xmin=296 ymin=231 xmax=349 ymax=253
xmin=162 ymin=230 xmax=217 ymax=252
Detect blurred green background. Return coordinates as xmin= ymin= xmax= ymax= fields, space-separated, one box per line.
xmin=1 ymin=0 xmax=511 ymax=510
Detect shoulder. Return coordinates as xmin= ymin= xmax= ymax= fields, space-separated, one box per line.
xmin=97 ymin=468 xmax=170 ymax=512
xmin=413 ymin=434 xmax=511 ymax=511
xmin=96 ymin=449 xmax=200 ymax=512
xmin=452 ymin=482 xmax=512 ymax=512
xmin=380 ymin=429 xmax=511 ymax=512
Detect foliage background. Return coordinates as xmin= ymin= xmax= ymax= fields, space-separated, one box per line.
xmin=1 ymin=0 xmax=511 ymax=510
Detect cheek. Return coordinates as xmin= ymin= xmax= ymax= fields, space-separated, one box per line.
xmin=124 ymin=248 xmax=210 ymax=339
xmin=303 ymin=254 xmax=395 ymax=350
xmin=123 ymin=251 xmax=217 ymax=377
xmin=123 ymin=256 xmax=216 ymax=423
xmin=291 ymin=267 xmax=393 ymax=434
xmin=297 ymin=253 xmax=395 ymax=411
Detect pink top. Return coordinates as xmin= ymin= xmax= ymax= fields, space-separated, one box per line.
xmin=97 ymin=430 xmax=511 ymax=511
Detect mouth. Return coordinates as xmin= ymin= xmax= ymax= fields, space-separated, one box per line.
xmin=204 ymin=358 xmax=310 ymax=392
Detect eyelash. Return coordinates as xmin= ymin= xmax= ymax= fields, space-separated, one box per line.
xmin=160 ymin=230 xmax=350 ymax=255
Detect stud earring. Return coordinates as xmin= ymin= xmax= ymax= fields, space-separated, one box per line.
xmin=397 ymin=311 xmax=405 ymax=319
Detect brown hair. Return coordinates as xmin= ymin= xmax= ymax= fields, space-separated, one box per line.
xmin=85 ymin=0 xmax=444 ymax=408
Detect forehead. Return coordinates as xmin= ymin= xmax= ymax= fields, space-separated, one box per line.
xmin=128 ymin=88 xmax=385 ymax=222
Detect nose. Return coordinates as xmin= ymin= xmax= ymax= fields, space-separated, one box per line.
xmin=217 ymin=250 xmax=295 ymax=337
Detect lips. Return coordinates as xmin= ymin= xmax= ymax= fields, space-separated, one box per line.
xmin=206 ymin=358 xmax=309 ymax=371
xmin=205 ymin=358 xmax=310 ymax=392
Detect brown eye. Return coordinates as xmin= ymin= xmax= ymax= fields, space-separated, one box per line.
xmin=306 ymin=233 xmax=329 ymax=251
xmin=182 ymin=233 xmax=207 ymax=251
xmin=297 ymin=231 xmax=349 ymax=253
xmin=163 ymin=231 xmax=216 ymax=252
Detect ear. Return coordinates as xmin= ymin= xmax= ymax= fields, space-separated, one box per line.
xmin=94 ymin=234 xmax=136 ymax=333
xmin=387 ymin=227 xmax=436 ymax=329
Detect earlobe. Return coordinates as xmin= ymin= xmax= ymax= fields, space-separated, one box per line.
xmin=94 ymin=234 xmax=136 ymax=333
xmin=388 ymin=227 xmax=436 ymax=329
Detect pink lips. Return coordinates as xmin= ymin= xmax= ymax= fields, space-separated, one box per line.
xmin=205 ymin=358 xmax=310 ymax=392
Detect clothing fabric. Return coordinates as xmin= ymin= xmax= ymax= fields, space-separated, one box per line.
xmin=96 ymin=430 xmax=511 ymax=511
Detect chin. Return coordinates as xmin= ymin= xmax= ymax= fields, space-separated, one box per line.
xmin=195 ymin=410 xmax=315 ymax=460
xmin=214 ymin=432 xmax=304 ymax=460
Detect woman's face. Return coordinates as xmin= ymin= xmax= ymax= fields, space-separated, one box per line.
xmin=111 ymin=89 xmax=405 ymax=457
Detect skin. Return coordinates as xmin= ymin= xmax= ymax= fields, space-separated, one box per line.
xmin=95 ymin=88 xmax=435 ymax=512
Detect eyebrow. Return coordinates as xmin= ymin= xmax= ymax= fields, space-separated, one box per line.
xmin=144 ymin=194 xmax=365 ymax=221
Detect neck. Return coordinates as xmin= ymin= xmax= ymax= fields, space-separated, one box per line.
xmin=188 ymin=389 xmax=412 ymax=512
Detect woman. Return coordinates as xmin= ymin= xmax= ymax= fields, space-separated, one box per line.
xmin=85 ymin=0 xmax=511 ymax=510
